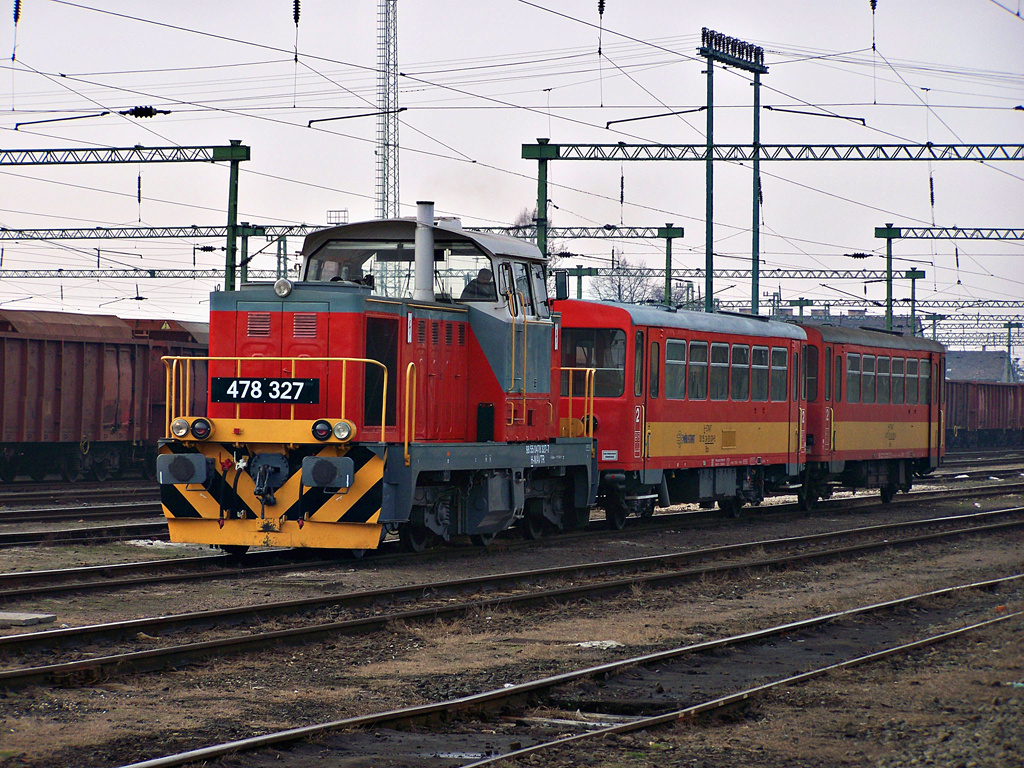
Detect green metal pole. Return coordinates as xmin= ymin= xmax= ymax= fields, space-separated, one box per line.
xmin=665 ymin=230 xmax=672 ymax=306
xmin=536 ymin=138 xmax=549 ymax=258
xmin=705 ymin=61 xmax=714 ymax=313
xmin=239 ymin=223 xmax=249 ymax=285
xmin=224 ymin=139 xmax=241 ymax=292
xmin=752 ymin=70 xmax=761 ymax=315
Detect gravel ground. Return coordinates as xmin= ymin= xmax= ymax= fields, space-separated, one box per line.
xmin=0 ymin=489 xmax=1021 ymax=767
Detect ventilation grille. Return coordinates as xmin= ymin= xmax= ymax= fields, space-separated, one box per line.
xmin=417 ymin=319 xmax=426 ymax=344
xmin=247 ymin=312 xmax=271 ymax=338
xmin=458 ymin=324 xmax=466 ymax=346
xmin=431 ymin=322 xmax=440 ymax=345
xmin=292 ymin=313 xmax=318 ymax=338
xmin=445 ymin=323 xmax=454 ymax=346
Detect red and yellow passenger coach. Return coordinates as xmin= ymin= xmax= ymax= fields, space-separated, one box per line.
xmin=800 ymin=324 xmax=945 ymax=507
xmin=157 ymin=205 xmax=596 ymax=554
xmin=553 ymin=300 xmax=808 ymax=524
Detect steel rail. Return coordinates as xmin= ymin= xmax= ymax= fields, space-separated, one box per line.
xmin=2 ymin=509 xmax=1021 ymax=689
xmin=114 ymin=575 xmax=1024 ymax=768
xmin=0 ymin=522 xmax=167 ymax=548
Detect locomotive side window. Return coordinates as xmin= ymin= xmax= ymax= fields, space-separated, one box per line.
xmin=862 ymin=355 xmax=876 ymax=404
xmin=921 ymin=360 xmax=932 ymax=405
xmin=709 ymin=343 xmax=730 ymax=401
xmin=876 ymin=356 xmax=890 ymax=404
xmin=634 ymin=331 xmax=645 ymax=397
xmin=688 ymin=341 xmax=709 ymax=400
xmin=847 ymin=354 xmax=861 ymax=403
xmin=892 ymin=358 xmax=905 ymax=403
xmin=665 ymin=339 xmax=686 ymax=399
xmin=770 ymin=347 xmax=787 ymax=402
xmin=906 ymin=358 xmax=919 ymax=404
xmin=751 ymin=346 xmax=769 ymax=401
xmin=561 ymin=327 xmax=626 ymax=398
xmin=650 ymin=342 xmax=660 ymax=399
xmin=805 ymin=345 xmax=819 ymax=402
xmin=731 ymin=345 xmax=750 ymax=401
xmin=530 ymin=263 xmax=550 ymax=318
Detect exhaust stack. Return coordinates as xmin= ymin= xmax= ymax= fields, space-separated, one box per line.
xmin=413 ymin=201 xmax=435 ymax=301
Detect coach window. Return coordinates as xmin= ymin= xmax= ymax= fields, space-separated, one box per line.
xmin=790 ymin=349 xmax=799 ymax=401
xmin=892 ymin=358 xmax=905 ymax=403
xmin=770 ymin=347 xmax=788 ymax=402
xmin=688 ymin=341 xmax=709 ymax=400
xmin=876 ymin=356 xmax=890 ymax=404
xmin=847 ymin=354 xmax=861 ymax=403
xmin=731 ymin=345 xmax=750 ymax=401
xmin=665 ymin=339 xmax=686 ymax=399
xmin=906 ymin=359 xmax=919 ymax=404
xmin=834 ymin=354 xmax=842 ymax=402
xmin=634 ymin=331 xmax=645 ymax=397
xmin=650 ymin=342 xmax=660 ymax=399
xmin=710 ymin=343 xmax=730 ymax=401
xmin=862 ymin=355 xmax=876 ymax=404
xmin=561 ymin=327 xmax=626 ymax=398
xmin=751 ymin=346 xmax=769 ymax=401
xmin=805 ymin=345 xmax=819 ymax=402
xmin=824 ymin=346 xmax=832 ymax=401
xmin=921 ymin=360 xmax=932 ymax=405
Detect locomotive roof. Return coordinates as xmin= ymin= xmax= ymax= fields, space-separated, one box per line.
xmin=800 ymin=322 xmax=945 ymax=353
xmin=570 ymin=301 xmax=807 ymax=341
xmin=302 ymin=218 xmax=544 ymax=261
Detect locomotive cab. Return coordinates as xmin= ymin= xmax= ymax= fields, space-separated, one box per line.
xmin=157 ymin=206 xmax=596 ymax=554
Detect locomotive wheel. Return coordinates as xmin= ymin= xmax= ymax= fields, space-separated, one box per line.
xmin=638 ymin=498 xmax=656 ymax=519
xmin=342 ymin=548 xmax=367 ymax=560
xmin=399 ymin=523 xmax=431 ymax=553
xmin=880 ymin=483 xmax=897 ymax=504
xmin=220 ymin=545 xmax=249 ymax=559
xmin=470 ymin=532 xmax=497 ymax=547
xmin=521 ymin=513 xmax=546 ymax=540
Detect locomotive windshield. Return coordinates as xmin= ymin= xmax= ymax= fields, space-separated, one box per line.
xmin=303 ymin=236 xmax=497 ymax=301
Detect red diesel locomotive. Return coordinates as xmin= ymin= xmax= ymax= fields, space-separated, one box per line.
xmin=156 ymin=204 xmax=596 ymax=554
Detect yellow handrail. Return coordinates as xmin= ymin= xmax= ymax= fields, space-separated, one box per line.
xmin=404 ymin=361 xmax=417 ymax=466
xmin=161 ymin=355 xmax=389 ymax=442
xmin=560 ymin=366 xmax=596 ymax=439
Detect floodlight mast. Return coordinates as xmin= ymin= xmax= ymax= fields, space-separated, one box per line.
xmin=699 ymin=28 xmax=768 ymax=314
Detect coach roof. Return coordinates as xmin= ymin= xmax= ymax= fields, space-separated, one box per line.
xmin=585 ymin=301 xmax=807 ymax=342
xmin=801 ymin=322 xmax=945 ymax=353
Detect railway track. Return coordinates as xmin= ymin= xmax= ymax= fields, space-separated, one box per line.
xmin=1 ymin=505 xmax=1020 ymax=692
xmin=114 ymin=575 xmax=1023 ymax=768
xmin=1 ymin=479 xmax=1021 ymax=600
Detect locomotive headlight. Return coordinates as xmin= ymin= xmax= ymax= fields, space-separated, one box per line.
xmin=170 ymin=418 xmax=190 ymax=438
xmin=274 ymin=278 xmax=293 ymax=298
xmin=311 ymin=419 xmax=333 ymax=441
xmin=190 ymin=418 xmax=213 ymax=440
xmin=332 ymin=420 xmax=354 ymax=441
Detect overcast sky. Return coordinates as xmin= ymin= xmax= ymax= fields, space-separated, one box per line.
xmin=0 ymin=0 xmax=1021 ymax=342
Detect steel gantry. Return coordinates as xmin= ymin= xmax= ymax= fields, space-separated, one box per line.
xmin=523 ymin=139 xmax=1024 ymax=315
xmin=0 ymin=141 xmax=251 ymax=290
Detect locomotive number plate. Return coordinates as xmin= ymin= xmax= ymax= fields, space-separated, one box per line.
xmin=211 ymin=377 xmax=319 ymax=404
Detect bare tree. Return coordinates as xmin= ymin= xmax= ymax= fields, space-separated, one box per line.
xmin=591 ymin=257 xmax=663 ymax=304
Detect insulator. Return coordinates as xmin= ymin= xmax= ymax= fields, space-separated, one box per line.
xmin=13 ymin=0 xmax=19 ymax=24
xmin=198 ymin=245 xmax=217 ymax=253
xmin=125 ymin=106 xmax=158 ymax=118
xmin=870 ymin=0 xmax=877 ymax=10
xmin=598 ymin=0 xmax=605 ymax=15
xmin=293 ymin=0 xmax=300 ymax=24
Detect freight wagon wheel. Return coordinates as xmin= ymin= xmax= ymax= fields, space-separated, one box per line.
xmin=92 ymin=457 xmax=112 ymax=483
xmin=470 ymin=532 xmax=497 ymax=547
xmin=60 ymin=453 xmax=84 ymax=483
xmin=0 ymin=461 xmax=15 ymax=484
xmin=399 ymin=523 xmax=431 ymax=553
xmin=880 ymin=483 xmax=897 ymax=504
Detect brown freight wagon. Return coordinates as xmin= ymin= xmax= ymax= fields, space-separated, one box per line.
xmin=0 ymin=309 xmax=207 ymax=482
xmin=944 ymin=379 xmax=1024 ymax=449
